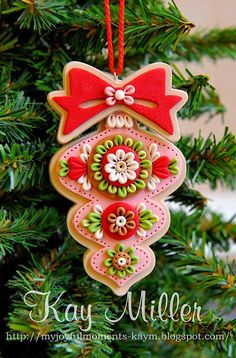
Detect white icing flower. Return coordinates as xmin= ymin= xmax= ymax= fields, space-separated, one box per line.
xmin=104 ymin=85 xmax=135 ymax=106
xmin=105 ymin=149 xmax=139 ymax=184
xmin=78 ymin=144 xmax=92 ymax=191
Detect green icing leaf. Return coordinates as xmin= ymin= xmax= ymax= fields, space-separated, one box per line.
xmin=98 ymin=180 xmax=109 ymax=191
xmin=96 ymin=145 xmax=107 ymax=154
xmin=139 ymin=220 xmax=153 ymax=230
xmin=131 ymin=256 xmax=139 ymax=264
xmin=104 ymin=258 xmax=112 ymax=267
xmin=126 ymin=266 xmax=135 ymax=274
xmin=88 ymin=222 xmax=101 ymax=233
xmin=93 ymin=153 xmax=102 ymax=162
xmin=118 ymin=187 xmax=127 ymax=198
xmin=94 ymin=171 xmax=103 ymax=181
xmin=82 ymin=219 xmax=90 ymax=228
xmin=108 ymin=185 xmax=117 ymax=194
xmin=139 ymin=170 xmax=148 ymax=179
xmin=127 ymin=184 xmax=137 ymax=193
xmin=134 ymin=179 xmax=145 ymax=189
xmin=104 ymin=140 xmax=114 ymax=149
xmin=108 ymin=267 xmax=117 ymax=275
xmin=107 ymin=249 xmax=116 ymax=257
xmin=133 ymin=141 xmax=143 ymax=151
xmin=124 ymin=138 xmax=133 ymax=147
xmin=140 ymin=209 xmax=153 ymax=220
xmin=138 ymin=150 xmax=147 ymax=159
xmin=117 ymin=270 xmax=126 ymax=278
xmin=88 ymin=212 xmax=101 ymax=222
xmin=141 ymin=159 xmax=151 ymax=169
xmin=114 ymin=135 xmax=123 ymax=145
xmin=117 ymin=243 xmax=125 ymax=252
xmin=91 ymin=162 xmax=101 ymax=171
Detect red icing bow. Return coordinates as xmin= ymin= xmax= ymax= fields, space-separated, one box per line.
xmin=49 ymin=63 xmax=187 ymax=140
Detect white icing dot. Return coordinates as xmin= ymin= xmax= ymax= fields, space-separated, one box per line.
xmin=116 ymin=216 xmax=126 ymax=227
xmin=115 ymin=90 xmax=125 ymax=100
xmin=118 ymin=257 xmax=127 ymax=266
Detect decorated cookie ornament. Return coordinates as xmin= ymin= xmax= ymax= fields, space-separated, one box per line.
xmin=48 ymin=1 xmax=188 ymax=295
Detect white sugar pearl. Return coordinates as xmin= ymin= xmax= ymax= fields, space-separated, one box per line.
xmin=118 ymin=257 xmax=127 ymax=266
xmin=116 ymin=216 xmax=126 ymax=227
xmin=115 ymin=90 xmax=125 ymax=100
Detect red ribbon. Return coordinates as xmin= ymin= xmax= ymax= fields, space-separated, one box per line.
xmin=51 ymin=66 xmax=184 ymax=136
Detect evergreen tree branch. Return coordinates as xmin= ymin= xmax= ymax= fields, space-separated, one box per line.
xmin=179 ymin=129 xmax=236 ymax=189
xmin=160 ymin=212 xmax=236 ymax=300
xmin=178 ymin=28 xmax=236 ymax=62
xmin=0 ymin=139 xmax=54 ymax=192
xmin=0 ymin=206 xmax=60 ymax=257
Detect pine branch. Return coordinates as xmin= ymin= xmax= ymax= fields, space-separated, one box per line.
xmin=178 ymin=28 xmax=236 ymax=61
xmin=160 ymin=211 xmax=236 ymax=300
xmin=0 ymin=139 xmax=54 ymax=192
xmin=168 ymin=182 xmax=208 ymax=210
xmin=178 ymin=129 xmax=236 ymax=189
xmin=173 ymin=68 xmax=225 ymax=119
xmin=0 ymin=206 xmax=60 ymax=257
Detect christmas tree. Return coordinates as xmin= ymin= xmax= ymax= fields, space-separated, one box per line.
xmin=1 ymin=1 xmax=236 ymax=357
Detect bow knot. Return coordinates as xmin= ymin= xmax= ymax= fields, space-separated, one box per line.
xmin=105 ymin=85 xmax=135 ymax=106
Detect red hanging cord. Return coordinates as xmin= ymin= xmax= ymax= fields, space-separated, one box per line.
xmin=104 ymin=0 xmax=125 ymax=77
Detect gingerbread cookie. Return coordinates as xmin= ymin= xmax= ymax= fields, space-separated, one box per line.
xmin=48 ymin=62 xmax=187 ymax=296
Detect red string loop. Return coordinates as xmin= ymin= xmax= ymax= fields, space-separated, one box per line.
xmin=104 ymin=0 xmax=125 ymax=77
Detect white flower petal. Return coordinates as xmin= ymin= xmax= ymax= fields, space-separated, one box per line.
xmin=124 ymin=96 xmax=134 ymax=105
xmin=137 ymin=203 xmax=146 ymax=213
xmin=82 ymin=177 xmax=91 ymax=191
xmin=106 ymin=97 xmax=116 ymax=106
xmin=116 ymin=149 xmax=125 ymax=161
xmin=104 ymin=86 xmax=115 ymax=96
xmin=80 ymin=153 xmax=88 ymax=163
xmin=106 ymin=114 xmax=116 ymax=128
xmin=148 ymin=143 xmax=160 ymax=162
xmin=147 ymin=178 xmax=157 ymax=191
xmin=124 ymin=115 xmax=133 ymax=128
xmin=78 ymin=175 xmax=86 ymax=184
xmin=124 ymin=85 xmax=135 ymax=95
xmin=137 ymin=227 xmax=146 ymax=237
xmin=125 ymin=152 xmax=135 ymax=163
xmin=118 ymin=172 xmax=127 ymax=184
xmin=105 ymin=163 xmax=116 ymax=173
xmin=94 ymin=204 xmax=103 ymax=214
xmin=107 ymin=153 xmax=117 ymax=163
xmin=152 ymin=175 xmax=160 ymax=184
xmin=82 ymin=144 xmax=91 ymax=156
xmin=94 ymin=229 xmax=103 ymax=240
xmin=127 ymin=160 xmax=139 ymax=171
xmin=109 ymin=171 xmax=119 ymax=182
xmin=116 ymin=115 xmax=124 ymax=128
xmin=126 ymin=170 xmax=136 ymax=180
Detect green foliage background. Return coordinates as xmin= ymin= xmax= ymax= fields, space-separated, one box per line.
xmin=0 ymin=0 xmax=236 ymax=357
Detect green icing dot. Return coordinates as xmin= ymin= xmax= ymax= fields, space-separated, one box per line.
xmin=98 ymin=180 xmax=109 ymax=191
xmin=96 ymin=145 xmax=107 ymax=154
xmin=118 ymin=187 xmax=127 ymax=198
xmin=114 ymin=135 xmax=123 ymax=145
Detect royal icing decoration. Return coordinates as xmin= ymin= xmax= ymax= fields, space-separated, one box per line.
xmin=49 ymin=61 xmax=187 ymax=295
